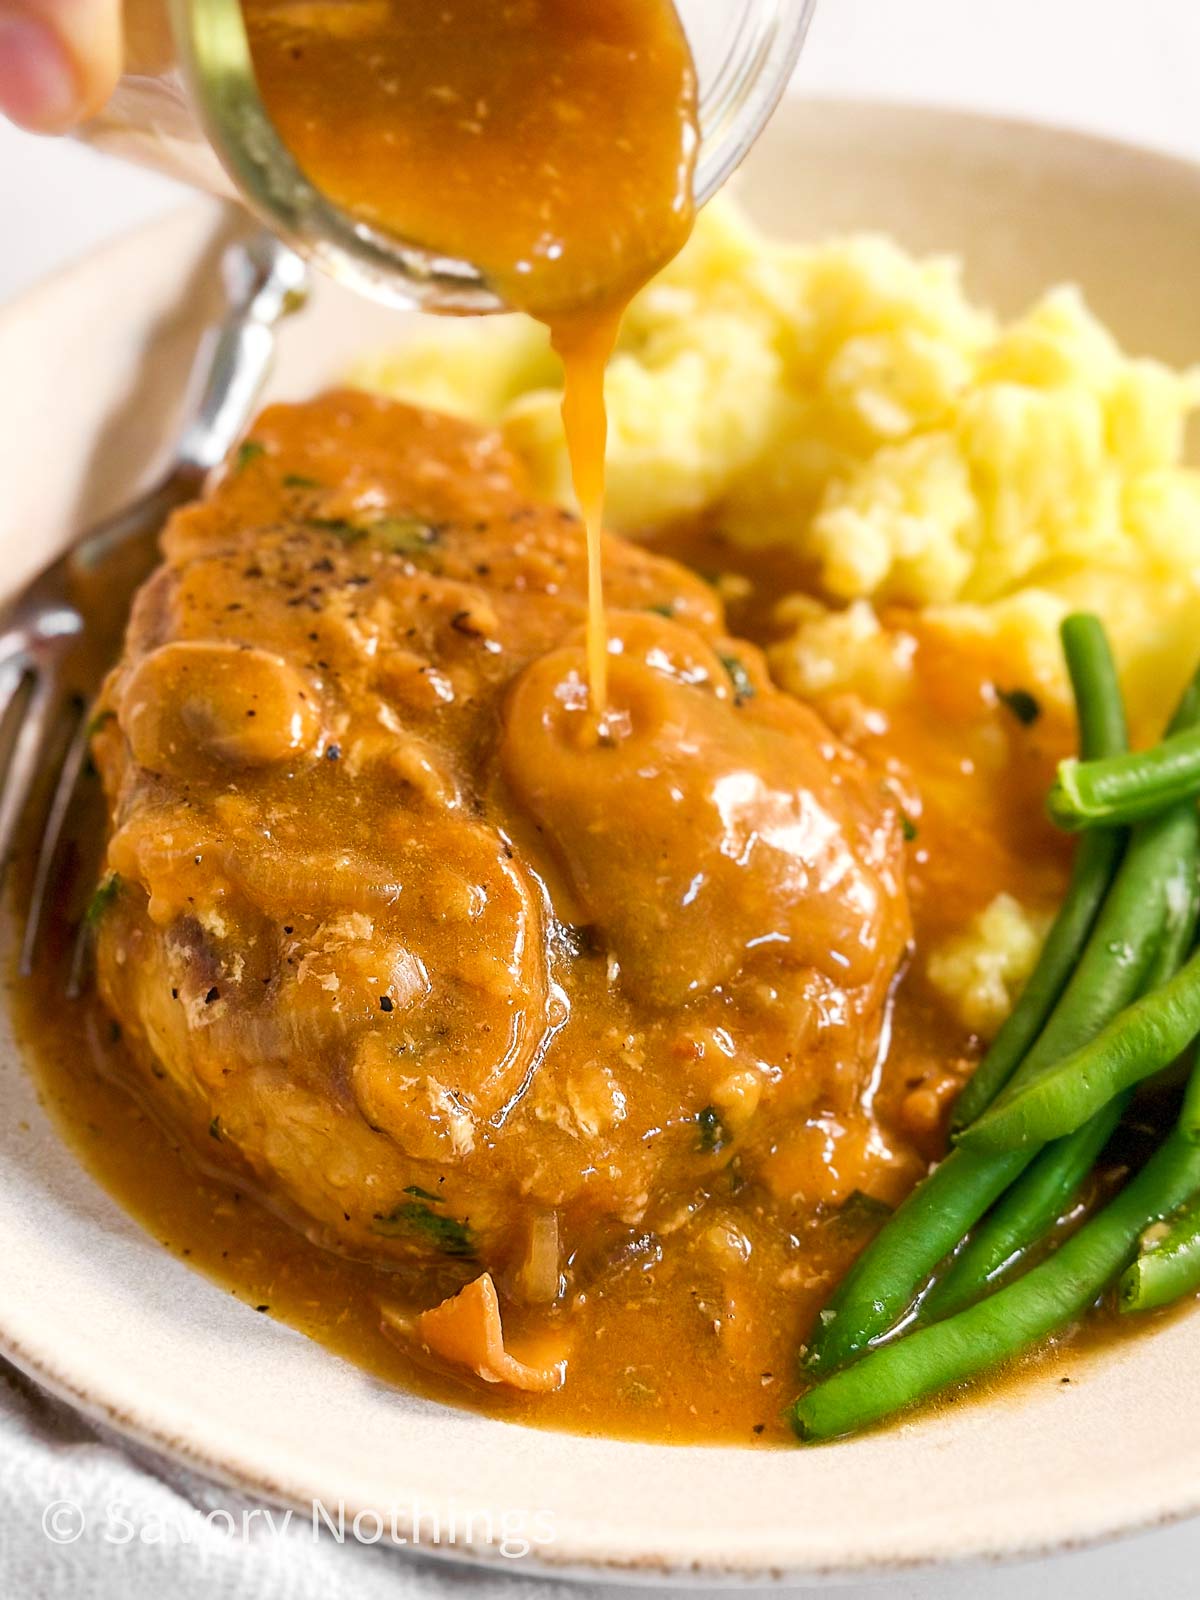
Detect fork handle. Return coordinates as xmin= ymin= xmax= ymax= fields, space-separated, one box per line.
xmin=172 ymin=231 xmax=311 ymax=476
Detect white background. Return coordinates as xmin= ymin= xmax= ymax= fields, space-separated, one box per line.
xmin=3 ymin=0 xmax=1200 ymax=1595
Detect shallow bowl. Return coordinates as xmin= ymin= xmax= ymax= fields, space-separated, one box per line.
xmin=2 ymin=99 xmax=1200 ymax=1581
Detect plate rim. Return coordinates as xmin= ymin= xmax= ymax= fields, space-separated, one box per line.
xmin=5 ymin=97 xmax=1200 ymax=1584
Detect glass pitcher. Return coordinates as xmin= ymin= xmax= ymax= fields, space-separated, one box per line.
xmin=79 ymin=0 xmax=817 ymax=311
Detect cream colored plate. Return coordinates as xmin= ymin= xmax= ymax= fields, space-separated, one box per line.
xmin=2 ymin=100 xmax=1200 ymax=1583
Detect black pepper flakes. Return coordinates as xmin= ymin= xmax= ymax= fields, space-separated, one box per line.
xmin=379 ymin=996 xmax=394 ymax=1013
xmin=996 ymin=685 xmax=1041 ymax=726
xmin=204 ymin=986 xmax=220 ymax=1005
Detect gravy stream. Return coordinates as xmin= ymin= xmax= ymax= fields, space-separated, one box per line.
xmin=553 ymin=309 xmax=621 ymax=714
xmin=241 ymin=0 xmax=700 ymax=712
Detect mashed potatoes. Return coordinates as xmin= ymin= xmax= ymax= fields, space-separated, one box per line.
xmin=357 ymin=198 xmax=1200 ymax=735
xmin=926 ymin=894 xmax=1052 ymax=1040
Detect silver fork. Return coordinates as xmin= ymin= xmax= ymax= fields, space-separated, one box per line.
xmin=5 ymin=230 xmax=310 ymax=981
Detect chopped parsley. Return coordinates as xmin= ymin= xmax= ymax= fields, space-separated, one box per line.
xmin=282 ymin=473 xmax=322 ymax=490
xmin=719 ymin=653 xmax=755 ymax=705
xmin=233 ymin=439 xmax=266 ymax=473
xmin=84 ymin=872 xmax=120 ymax=927
xmin=370 ymin=516 xmax=439 ymax=554
xmin=996 ymin=686 xmax=1041 ymax=726
xmin=372 ymin=1198 xmax=474 ymax=1257
xmin=696 ymin=1104 xmax=729 ymax=1155
xmin=645 ymin=602 xmax=676 ymax=619
xmin=307 ymin=516 xmax=366 ymax=543
xmin=86 ymin=707 xmax=116 ymax=738
xmin=882 ymin=779 xmax=919 ymax=842
xmin=209 ymin=1116 xmax=222 ymax=1141
xmin=834 ymin=1189 xmax=894 ymax=1232
xmin=306 ymin=514 xmax=439 ymax=555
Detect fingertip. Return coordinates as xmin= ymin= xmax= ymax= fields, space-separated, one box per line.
xmin=0 ymin=10 xmax=80 ymax=132
xmin=0 ymin=0 xmax=122 ymax=131
xmin=54 ymin=0 xmax=122 ymax=120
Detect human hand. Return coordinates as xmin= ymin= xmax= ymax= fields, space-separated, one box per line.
xmin=0 ymin=0 xmax=121 ymax=132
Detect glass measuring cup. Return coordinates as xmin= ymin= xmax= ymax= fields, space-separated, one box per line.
xmin=80 ymin=0 xmax=817 ymax=310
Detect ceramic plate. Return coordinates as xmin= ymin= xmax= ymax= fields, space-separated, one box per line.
xmin=2 ymin=100 xmax=1200 ymax=1583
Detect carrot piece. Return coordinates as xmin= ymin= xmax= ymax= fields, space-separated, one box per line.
xmin=386 ymin=1273 xmax=566 ymax=1392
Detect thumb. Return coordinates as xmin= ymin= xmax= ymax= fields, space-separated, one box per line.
xmin=0 ymin=0 xmax=122 ymax=133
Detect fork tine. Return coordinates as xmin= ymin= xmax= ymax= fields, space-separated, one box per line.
xmin=66 ymin=890 xmax=98 ymax=1001
xmin=8 ymin=239 xmax=309 ymax=996
xmin=0 ymin=655 xmax=29 ymax=728
xmin=19 ymin=698 xmax=91 ymax=977
xmin=0 ymin=674 xmax=67 ymax=890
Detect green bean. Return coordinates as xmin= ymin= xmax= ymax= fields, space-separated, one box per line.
xmin=922 ymin=1093 xmax=1129 ymax=1320
xmin=952 ymin=616 xmax=1128 ymax=1131
xmin=930 ymin=821 xmax=1200 ymax=1317
xmin=819 ymin=800 xmax=1196 ymax=1363
xmin=1046 ymin=658 xmax=1200 ymax=836
xmin=1166 ymin=661 xmax=1200 ymax=738
xmin=1048 ymin=728 xmax=1200 ymax=831
xmin=1122 ymin=834 xmax=1200 ymax=1108
xmin=807 ymin=627 xmax=1181 ymax=1374
xmin=950 ymin=839 xmax=1123 ymax=1132
xmin=960 ymin=932 xmax=1200 ymax=1154
xmin=1119 ymin=1190 xmax=1200 ymax=1312
xmin=1182 ymin=1052 xmax=1200 ymax=1142
xmin=1140 ymin=838 xmax=1200 ymax=995
xmin=1061 ymin=615 xmax=1137 ymax=760
xmin=792 ymin=1123 xmax=1200 ymax=1441
xmin=802 ymin=1146 xmax=1034 ymax=1374
xmin=805 ymin=825 xmax=1163 ymax=1374
xmin=808 ymin=833 xmax=1174 ymax=1372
